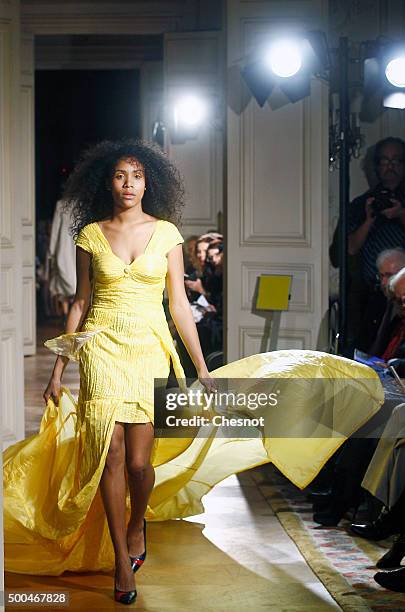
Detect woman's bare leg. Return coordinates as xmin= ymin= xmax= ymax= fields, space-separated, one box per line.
xmin=99 ymin=422 xmax=135 ymax=591
xmin=125 ymin=422 xmax=155 ymax=556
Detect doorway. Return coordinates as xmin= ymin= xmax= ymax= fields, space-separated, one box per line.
xmin=35 ymin=69 xmax=140 ymax=328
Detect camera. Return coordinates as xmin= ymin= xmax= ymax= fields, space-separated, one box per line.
xmin=370 ymin=185 xmax=403 ymax=215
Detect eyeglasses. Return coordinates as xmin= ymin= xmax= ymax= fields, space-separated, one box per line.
xmin=378 ymin=157 xmax=404 ymax=167
xmin=376 ymin=272 xmax=394 ymax=281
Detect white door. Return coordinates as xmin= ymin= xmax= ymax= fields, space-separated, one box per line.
xmin=1 ymin=0 xmax=25 ymax=449
xmin=226 ymin=0 xmax=329 ymax=361
xmin=1 ymin=0 xmax=25 ymax=599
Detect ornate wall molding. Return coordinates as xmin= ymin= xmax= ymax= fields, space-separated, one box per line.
xmin=21 ymin=1 xmax=190 ymax=35
xmin=0 ymin=265 xmax=14 ymax=313
xmin=22 ymin=233 xmax=34 ymax=267
xmin=0 ymin=22 xmax=13 ymax=247
xmin=239 ymin=17 xmax=312 ymax=247
xmin=22 ymin=276 xmax=35 ymax=345
xmin=238 ymin=325 xmax=312 ymax=355
xmin=1 ymin=329 xmax=18 ymax=440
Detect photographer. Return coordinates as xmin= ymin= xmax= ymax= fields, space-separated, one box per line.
xmin=331 ymin=137 xmax=405 ymax=352
xmin=348 ymin=137 xmax=405 ymax=286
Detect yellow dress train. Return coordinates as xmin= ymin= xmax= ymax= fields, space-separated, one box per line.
xmin=3 ymin=220 xmax=384 ymax=575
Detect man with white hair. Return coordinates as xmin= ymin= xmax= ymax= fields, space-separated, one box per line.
xmin=376 ymin=248 xmax=405 ymax=296
xmin=370 ymin=264 xmax=405 ymax=361
xmin=360 ymin=248 xmax=405 ymax=352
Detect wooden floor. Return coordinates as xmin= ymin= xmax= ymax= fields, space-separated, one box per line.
xmin=5 ymin=321 xmax=340 ymax=610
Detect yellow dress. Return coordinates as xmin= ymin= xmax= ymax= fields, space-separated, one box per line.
xmin=3 ymin=219 xmax=385 ymax=575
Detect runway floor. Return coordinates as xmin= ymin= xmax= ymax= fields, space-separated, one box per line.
xmin=4 ymin=321 xmax=340 ymax=610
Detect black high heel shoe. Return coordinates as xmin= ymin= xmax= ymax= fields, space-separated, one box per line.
xmin=129 ymin=519 xmax=146 ymax=573
xmin=114 ymin=580 xmax=137 ymax=605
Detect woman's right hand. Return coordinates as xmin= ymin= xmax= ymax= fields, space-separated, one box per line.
xmin=43 ymin=376 xmax=62 ymax=406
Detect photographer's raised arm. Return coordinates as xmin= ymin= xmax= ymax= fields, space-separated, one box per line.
xmin=348 ymin=198 xmax=375 ymax=255
xmin=43 ymin=247 xmax=92 ymax=403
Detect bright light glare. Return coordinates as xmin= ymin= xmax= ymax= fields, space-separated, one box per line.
xmin=384 ymin=92 xmax=405 ymax=109
xmin=385 ymin=57 xmax=405 ymax=87
xmin=173 ymin=95 xmax=208 ymax=127
xmin=265 ymin=39 xmax=303 ymax=78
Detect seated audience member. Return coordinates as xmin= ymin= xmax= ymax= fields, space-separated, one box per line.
xmin=185 ymin=235 xmax=220 ymax=299
xmin=174 ymin=232 xmax=223 ymax=377
xmin=183 ymin=235 xmax=199 ymax=276
xmin=360 ymin=248 xmax=405 ymax=351
xmin=185 ymin=234 xmax=223 ymax=300
xmin=372 ymin=267 xmax=405 ymax=363
xmin=203 ymin=243 xmax=223 ymax=311
xmin=351 ymin=402 xmax=405 ymax=572
xmin=196 ymin=242 xmax=223 ymax=356
xmin=312 ymin=261 xmax=405 ymax=527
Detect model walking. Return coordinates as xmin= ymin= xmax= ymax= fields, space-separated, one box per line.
xmin=42 ymin=139 xmax=214 ymax=604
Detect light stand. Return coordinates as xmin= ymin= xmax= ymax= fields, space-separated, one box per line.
xmin=337 ymin=37 xmax=350 ymax=356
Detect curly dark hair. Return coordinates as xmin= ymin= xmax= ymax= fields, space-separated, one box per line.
xmin=61 ymin=139 xmax=185 ymax=239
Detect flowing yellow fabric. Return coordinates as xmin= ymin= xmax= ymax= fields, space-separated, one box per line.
xmin=3 ymin=221 xmax=384 ymax=575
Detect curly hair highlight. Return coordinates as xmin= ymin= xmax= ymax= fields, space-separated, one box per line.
xmin=61 ymin=139 xmax=185 ymax=238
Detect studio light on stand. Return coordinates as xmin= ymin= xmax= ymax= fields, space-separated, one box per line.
xmin=384 ymin=53 xmax=405 ymax=108
xmin=361 ymin=43 xmax=405 ymax=121
xmin=241 ymin=30 xmax=330 ymax=108
xmin=166 ymin=92 xmax=211 ymax=144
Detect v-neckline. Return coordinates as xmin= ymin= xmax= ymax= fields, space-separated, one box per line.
xmin=94 ymin=219 xmax=160 ymax=266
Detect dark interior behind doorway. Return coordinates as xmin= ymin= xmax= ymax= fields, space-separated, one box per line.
xmin=35 ymin=69 xmax=140 ymax=221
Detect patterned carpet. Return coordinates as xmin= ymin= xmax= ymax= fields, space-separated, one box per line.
xmin=253 ymin=465 xmax=405 ymax=612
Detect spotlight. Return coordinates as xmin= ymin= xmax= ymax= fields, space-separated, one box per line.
xmin=173 ymin=95 xmax=208 ymax=128
xmin=384 ymin=92 xmax=405 ymax=109
xmin=385 ymin=56 xmax=405 ymax=87
xmin=361 ymin=45 xmax=405 ymax=121
xmin=167 ymin=93 xmax=210 ymax=143
xmin=264 ymin=39 xmax=303 ymax=78
xmin=241 ymin=30 xmax=329 ymax=108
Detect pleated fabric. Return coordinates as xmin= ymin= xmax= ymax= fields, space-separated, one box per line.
xmin=43 ymin=219 xmax=186 ymax=423
xmin=3 ymin=221 xmax=385 ymax=575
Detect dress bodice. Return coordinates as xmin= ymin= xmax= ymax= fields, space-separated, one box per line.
xmin=43 ymin=219 xmax=185 ymax=373
xmin=76 ymin=220 xmax=183 ymax=313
